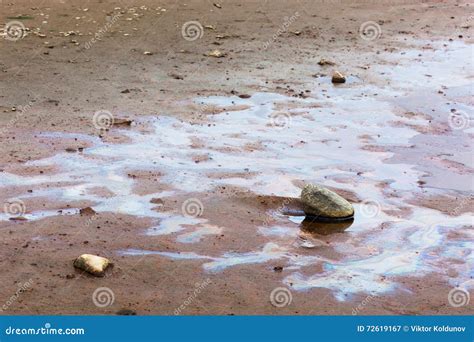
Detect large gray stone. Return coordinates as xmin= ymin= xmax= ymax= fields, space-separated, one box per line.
xmin=300 ymin=184 xmax=354 ymax=219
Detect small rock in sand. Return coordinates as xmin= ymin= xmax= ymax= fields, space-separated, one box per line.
xmin=238 ymin=94 xmax=251 ymax=99
xmin=168 ymin=72 xmax=184 ymax=80
xmin=207 ymin=49 xmax=226 ymax=58
xmin=114 ymin=118 xmax=133 ymax=126
xmin=331 ymin=71 xmax=346 ymax=83
xmin=9 ymin=216 xmax=28 ymax=221
xmin=317 ymin=58 xmax=335 ymax=66
xmin=116 ymin=309 xmax=137 ymax=315
xmin=300 ymin=184 xmax=354 ymax=219
xmin=73 ymin=254 xmax=111 ymax=277
xmin=79 ymin=207 xmax=96 ymax=215
xmin=150 ymin=198 xmax=163 ymax=205
xmin=273 ymin=266 xmax=283 ymax=272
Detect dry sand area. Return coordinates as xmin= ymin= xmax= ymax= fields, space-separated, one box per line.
xmin=0 ymin=0 xmax=473 ymax=315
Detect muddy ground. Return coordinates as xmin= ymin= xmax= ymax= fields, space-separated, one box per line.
xmin=0 ymin=0 xmax=473 ymax=315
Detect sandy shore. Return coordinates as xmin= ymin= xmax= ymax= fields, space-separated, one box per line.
xmin=0 ymin=0 xmax=473 ymax=315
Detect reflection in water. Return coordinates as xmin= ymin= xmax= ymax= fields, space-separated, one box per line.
xmin=300 ymin=217 xmax=354 ymax=236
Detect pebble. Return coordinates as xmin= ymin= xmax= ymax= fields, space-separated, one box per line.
xmin=331 ymin=71 xmax=346 ymax=83
xmin=73 ymin=254 xmax=111 ymax=277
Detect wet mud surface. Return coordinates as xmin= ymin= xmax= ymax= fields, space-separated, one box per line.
xmin=0 ymin=0 xmax=472 ymax=315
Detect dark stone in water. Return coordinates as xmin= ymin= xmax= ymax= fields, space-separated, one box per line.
xmin=300 ymin=184 xmax=354 ymax=220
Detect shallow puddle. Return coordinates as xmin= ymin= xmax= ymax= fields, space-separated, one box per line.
xmin=1 ymin=40 xmax=472 ymax=301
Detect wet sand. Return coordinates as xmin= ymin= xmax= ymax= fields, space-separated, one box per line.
xmin=0 ymin=0 xmax=473 ymax=315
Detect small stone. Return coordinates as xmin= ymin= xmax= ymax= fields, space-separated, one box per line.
xmin=168 ymin=72 xmax=184 ymax=80
xmin=331 ymin=71 xmax=346 ymax=83
xmin=73 ymin=254 xmax=111 ymax=277
xmin=116 ymin=309 xmax=137 ymax=315
xmin=114 ymin=118 xmax=133 ymax=126
xmin=207 ymin=49 xmax=226 ymax=58
xmin=79 ymin=207 xmax=96 ymax=215
xmin=300 ymin=184 xmax=354 ymax=219
xmin=9 ymin=216 xmax=28 ymax=221
xmin=150 ymin=198 xmax=163 ymax=205
xmin=273 ymin=266 xmax=283 ymax=272
xmin=317 ymin=58 xmax=335 ymax=66
xmin=143 ymin=51 xmax=153 ymax=55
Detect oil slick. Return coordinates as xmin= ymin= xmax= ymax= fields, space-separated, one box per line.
xmin=1 ymin=41 xmax=472 ymax=301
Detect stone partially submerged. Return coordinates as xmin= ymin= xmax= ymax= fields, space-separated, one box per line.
xmin=300 ymin=184 xmax=354 ymax=221
xmin=331 ymin=71 xmax=346 ymax=83
xmin=73 ymin=254 xmax=111 ymax=277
